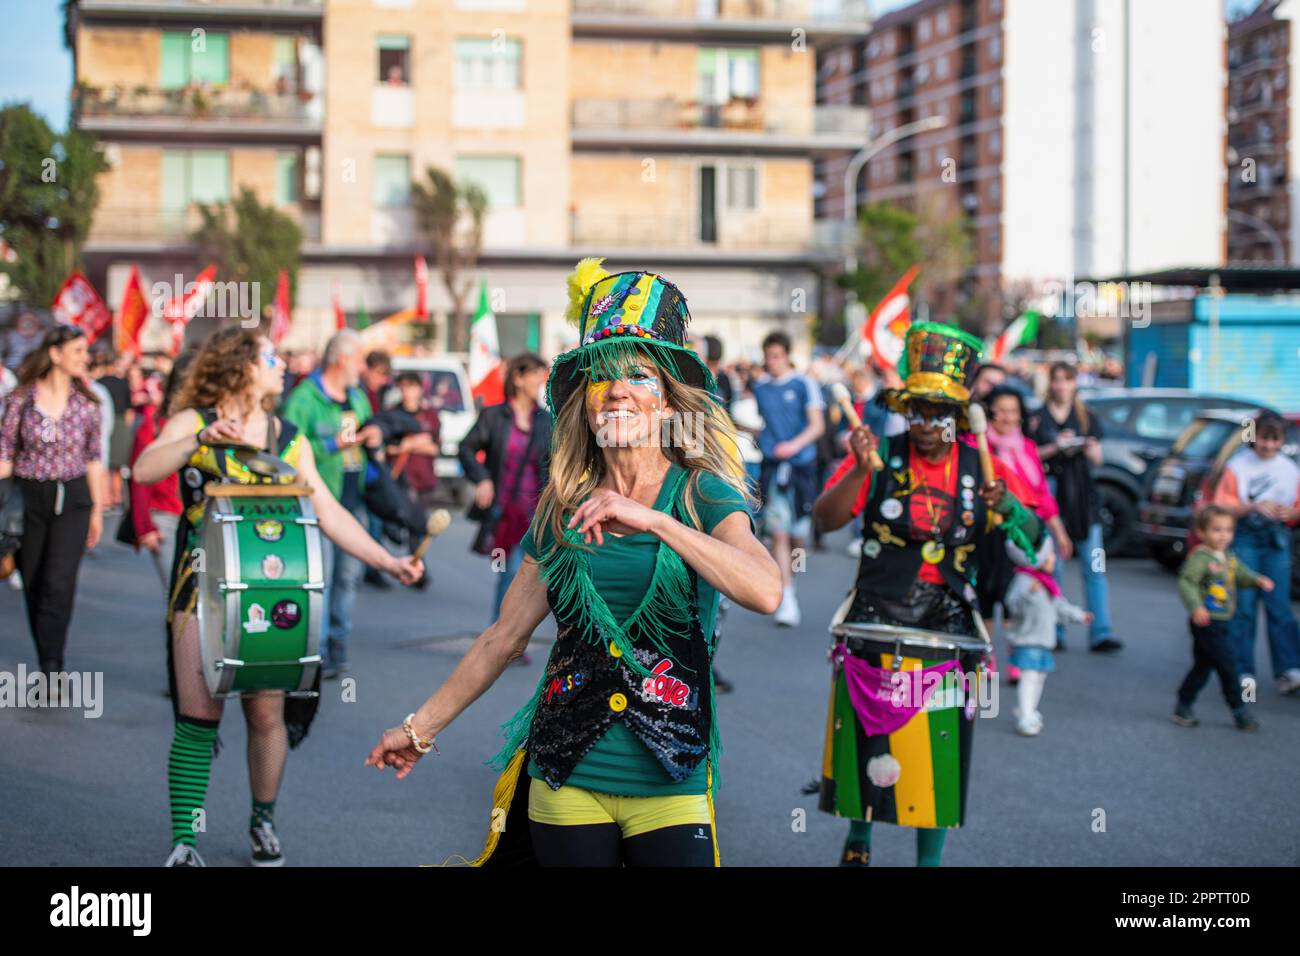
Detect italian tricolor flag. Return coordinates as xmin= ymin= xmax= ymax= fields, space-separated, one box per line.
xmin=986 ymin=310 xmax=1039 ymax=363
xmin=469 ymin=278 xmax=505 ymax=406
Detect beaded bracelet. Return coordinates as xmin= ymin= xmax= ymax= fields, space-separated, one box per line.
xmin=403 ymin=713 xmax=439 ymax=755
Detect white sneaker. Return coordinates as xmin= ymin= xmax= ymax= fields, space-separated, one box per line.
xmin=164 ymin=844 xmax=206 ymax=867
xmin=846 ymin=540 xmax=862 ymax=558
xmin=6 ymin=570 xmax=21 ymax=591
xmin=1277 ymin=670 xmax=1300 ymax=696
xmin=1014 ymin=710 xmax=1042 ymax=736
xmin=775 ymin=592 xmax=801 ymax=628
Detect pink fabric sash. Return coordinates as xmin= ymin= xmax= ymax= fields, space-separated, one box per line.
xmin=834 ymin=644 xmax=961 ymax=737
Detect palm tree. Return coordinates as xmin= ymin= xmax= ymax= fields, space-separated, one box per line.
xmin=410 ymin=166 xmax=487 ymax=352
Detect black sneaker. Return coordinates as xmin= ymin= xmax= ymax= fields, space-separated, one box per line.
xmin=164 ymin=844 xmax=206 ymax=867
xmin=1232 ymin=709 xmax=1260 ymax=732
xmin=1170 ymin=704 xmax=1198 ymax=727
xmin=800 ymin=777 xmax=821 ymax=796
xmin=249 ymin=821 xmax=285 ymax=867
xmin=1090 ymin=638 xmax=1124 ymax=654
xmin=1054 ymin=637 xmax=1068 ymax=651
xmin=840 ymin=841 xmax=871 ymax=867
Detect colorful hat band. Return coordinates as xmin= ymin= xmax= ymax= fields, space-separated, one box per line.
xmin=583 ymin=324 xmax=667 ymax=346
xmin=904 ymin=371 xmax=971 ymax=404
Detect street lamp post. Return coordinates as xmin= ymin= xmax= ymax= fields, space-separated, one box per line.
xmin=839 ymin=114 xmax=949 ymax=344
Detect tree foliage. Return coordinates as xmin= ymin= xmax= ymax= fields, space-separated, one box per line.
xmin=411 ymin=165 xmax=487 ymax=352
xmin=193 ymin=186 xmax=303 ymax=318
xmin=0 ymin=103 xmax=107 ymax=306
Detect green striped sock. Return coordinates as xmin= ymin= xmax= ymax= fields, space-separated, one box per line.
xmin=168 ymin=721 xmax=216 ymax=848
xmin=250 ymin=799 xmax=275 ymax=830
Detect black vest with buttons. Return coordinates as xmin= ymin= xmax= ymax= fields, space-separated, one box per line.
xmin=853 ymin=436 xmax=988 ymax=607
xmin=526 ymin=496 xmax=715 ymax=790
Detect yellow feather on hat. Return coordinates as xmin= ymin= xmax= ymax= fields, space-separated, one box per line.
xmin=565 ymin=257 xmax=611 ymax=327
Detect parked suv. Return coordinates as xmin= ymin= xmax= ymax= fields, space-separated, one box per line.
xmin=1068 ymin=389 xmax=1261 ymax=555
xmin=1139 ymin=410 xmax=1300 ymax=596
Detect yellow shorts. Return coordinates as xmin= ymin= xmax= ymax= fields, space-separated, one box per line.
xmin=527 ymin=778 xmax=712 ymax=840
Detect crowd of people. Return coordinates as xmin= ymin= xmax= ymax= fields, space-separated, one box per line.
xmin=1 ymin=269 xmax=1297 ymax=869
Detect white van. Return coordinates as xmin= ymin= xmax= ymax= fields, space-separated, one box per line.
xmin=389 ymin=355 xmax=477 ymax=504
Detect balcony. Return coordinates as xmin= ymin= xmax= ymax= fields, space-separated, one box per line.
xmin=570 ymin=212 xmax=835 ymax=261
xmin=571 ymin=0 xmax=871 ymax=46
xmin=571 ymin=98 xmax=870 ymax=153
xmin=76 ymin=0 xmax=323 ymax=23
xmin=74 ymin=85 xmax=323 ymax=142
xmin=86 ymin=203 xmax=321 ymax=248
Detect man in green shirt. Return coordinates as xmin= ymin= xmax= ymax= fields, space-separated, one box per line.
xmin=282 ymin=330 xmax=381 ymax=677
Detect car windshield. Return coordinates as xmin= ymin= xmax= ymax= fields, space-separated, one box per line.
xmin=1130 ymin=400 xmax=1200 ymax=442
xmin=424 ymin=370 xmax=466 ymax=413
xmin=1173 ymin=419 xmax=1238 ymax=459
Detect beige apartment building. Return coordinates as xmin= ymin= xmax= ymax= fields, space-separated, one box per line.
xmin=69 ymin=0 xmax=869 ymax=360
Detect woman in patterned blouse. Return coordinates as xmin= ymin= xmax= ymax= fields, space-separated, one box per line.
xmin=0 ymin=324 xmax=106 ymax=687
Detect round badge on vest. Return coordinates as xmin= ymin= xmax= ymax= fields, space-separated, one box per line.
xmin=861 ymin=539 xmax=882 ymax=559
xmin=961 ymin=474 xmax=975 ymax=489
xmin=880 ymin=499 xmax=903 ymax=520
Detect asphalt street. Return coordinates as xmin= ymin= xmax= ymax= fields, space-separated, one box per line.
xmin=1 ymin=514 xmax=1297 ymax=867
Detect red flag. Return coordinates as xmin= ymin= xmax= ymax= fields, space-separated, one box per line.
xmin=332 ymin=280 xmax=346 ymax=331
xmin=862 ymin=265 xmax=919 ymax=371
xmin=116 ymin=266 xmax=149 ymax=358
xmin=270 ymin=269 xmax=292 ymax=344
xmin=163 ymin=263 xmax=217 ymax=355
xmin=415 ymin=255 xmax=429 ymax=320
xmin=52 ymin=272 xmax=112 ymax=345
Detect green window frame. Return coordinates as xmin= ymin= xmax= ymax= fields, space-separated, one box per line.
xmin=160 ymin=30 xmax=229 ymax=89
xmin=372 ymin=154 xmax=411 ymax=207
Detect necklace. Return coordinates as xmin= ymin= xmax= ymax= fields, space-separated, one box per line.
xmin=913 ymin=443 xmax=953 ymax=564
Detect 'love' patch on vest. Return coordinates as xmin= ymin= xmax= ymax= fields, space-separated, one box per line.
xmin=641 ymin=659 xmax=692 ymax=707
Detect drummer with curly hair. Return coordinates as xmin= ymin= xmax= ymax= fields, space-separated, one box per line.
xmin=134 ymin=327 xmax=422 ymax=867
xmin=812 ymin=323 xmax=1046 ymax=867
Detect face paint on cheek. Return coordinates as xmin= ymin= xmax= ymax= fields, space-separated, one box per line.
xmin=586 ymin=379 xmax=611 ymax=410
xmin=628 ymin=373 xmax=661 ymax=398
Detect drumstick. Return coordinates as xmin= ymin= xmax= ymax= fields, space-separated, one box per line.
xmin=966 ymin=403 xmax=1003 ymax=525
xmin=412 ymin=509 xmax=452 ymax=562
xmin=830 ymin=382 xmax=883 ymax=472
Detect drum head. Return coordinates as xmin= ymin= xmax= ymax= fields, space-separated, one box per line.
xmin=832 ymin=621 xmax=990 ymax=655
xmin=197 ymin=499 xmax=239 ymax=696
xmin=232 ymin=446 xmax=297 ymax=482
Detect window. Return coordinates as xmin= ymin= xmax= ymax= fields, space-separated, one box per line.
xmin=990 ymin=84 xmax=1001 ymax=107
xmin=275 ymin=151 xmax=299 ymax=205
xmin=698 ymin=48 xmax=760 ymax=103
xmin=937 ymin=10 xmax=949 ymax=33
xmin=377 ymin=35 xmax=411 ymax=86
xmin=919 ymin=17 xmax=931 ymax=41
xmin=161 ymin=150 xmax=230 ymax=207
xmin=989 ymin=35 xmax=1001 ymax=61
xmin=989 ymin=129 xmax=1001 ymax=154
xmin=936 ymin=54 xmax=949 ymax=79
xmin=272 ymin=36 xmax=297 ymax=91
xmin=456 ymin=155 xmax=521 ymax=207
xmin=1134 ymin=401 xmax=1199 ymax=442
xmin=455 ymin=37 xmax=522 ymax=90
xmin=372 ymin=154 xmax=411 ymax=206
xmin=160 ymin=30 xmax=229 ymax=89
xmin=725 ymin=165 xmax=758 ymax=210
xmin=868 ymin=39 xmax=880 ymax=58
xmin=917 ymin=61 xmax=931 ymax=83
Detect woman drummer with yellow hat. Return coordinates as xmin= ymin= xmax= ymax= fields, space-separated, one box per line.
xmin=813 ymin=322 xmax=1046 ymax=867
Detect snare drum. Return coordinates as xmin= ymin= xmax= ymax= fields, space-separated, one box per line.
xmin=819 ymin=600 xmax=990 ymax=829
xmin=196 ymin=487 xmax=324 ymax=697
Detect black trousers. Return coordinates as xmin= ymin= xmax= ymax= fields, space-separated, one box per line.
xmin=1177 ymin=619 xmax=1242 ymax=712
xmin=16 ymin=476 xmax=92 ymax=671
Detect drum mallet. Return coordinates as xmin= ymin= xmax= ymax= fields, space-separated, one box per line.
xmin=966 ymin=403 xmax=1002 ymax=526
xmin=830 ymin=382 xmax=883 ymax=472
xmin=412 ymin=508 xmax=452 ymax=562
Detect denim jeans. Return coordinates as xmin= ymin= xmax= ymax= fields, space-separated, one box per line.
xmin=1051 ymin=522 xmax=1116 ymax=645
xmin=491 ymin=545 xmax=525 ymax=623
xmin=320 ymin=504 xmax=368 ymax=668
xmin=1228 ymin=521 xmax=1300 ymax=679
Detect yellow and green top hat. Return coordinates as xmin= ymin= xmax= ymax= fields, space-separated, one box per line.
xmin=879 ymin=321 xmax=985 ymax=421
xmin=546 ymin=257 xmax=715 ymax=414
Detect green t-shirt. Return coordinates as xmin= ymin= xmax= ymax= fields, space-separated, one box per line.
xmin=522 ymin=463 xmax=752 ymax=796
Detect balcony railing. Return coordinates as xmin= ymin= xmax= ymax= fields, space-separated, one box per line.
xmin=571 ymin=0 xmax=870 ymax=24
xmin=81 ymin=0 xmax=322 ymax=11
xmin=571 ymin=213 xmax=817 ymax=250
xmin=88 ymin=203 xmax=321 ymax=244
xmin=572 ymin=98 xmax=869 ymax=138
xmin=74 ymin=85 xmax=322 ymax=129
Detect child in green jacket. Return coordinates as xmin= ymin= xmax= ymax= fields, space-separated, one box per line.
xmin=1173 ymin=506 xmax=1274 ymax=731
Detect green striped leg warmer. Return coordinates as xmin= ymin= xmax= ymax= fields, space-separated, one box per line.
xmin=169 ymin=718 xmax=218 ymax=847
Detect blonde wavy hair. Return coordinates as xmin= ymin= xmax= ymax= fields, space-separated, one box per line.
xmin=532 ymin=349 xmax=755 ymax=558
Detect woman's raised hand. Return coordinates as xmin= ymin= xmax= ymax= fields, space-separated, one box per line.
xmin=567 ymin=488 xmax=661 ymax=545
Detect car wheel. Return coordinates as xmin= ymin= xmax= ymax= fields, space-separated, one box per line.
xmin=1096 ymin=483 xmax=1138 ymax=556
xmin=1149 ymin=541 xmax=1185 ymax=572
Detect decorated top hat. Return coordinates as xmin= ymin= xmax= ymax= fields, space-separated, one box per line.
xmin=546 ymin=257 xmax=715 ymax=414
xmin=878 ymin=321 xmax=985 ymax=425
